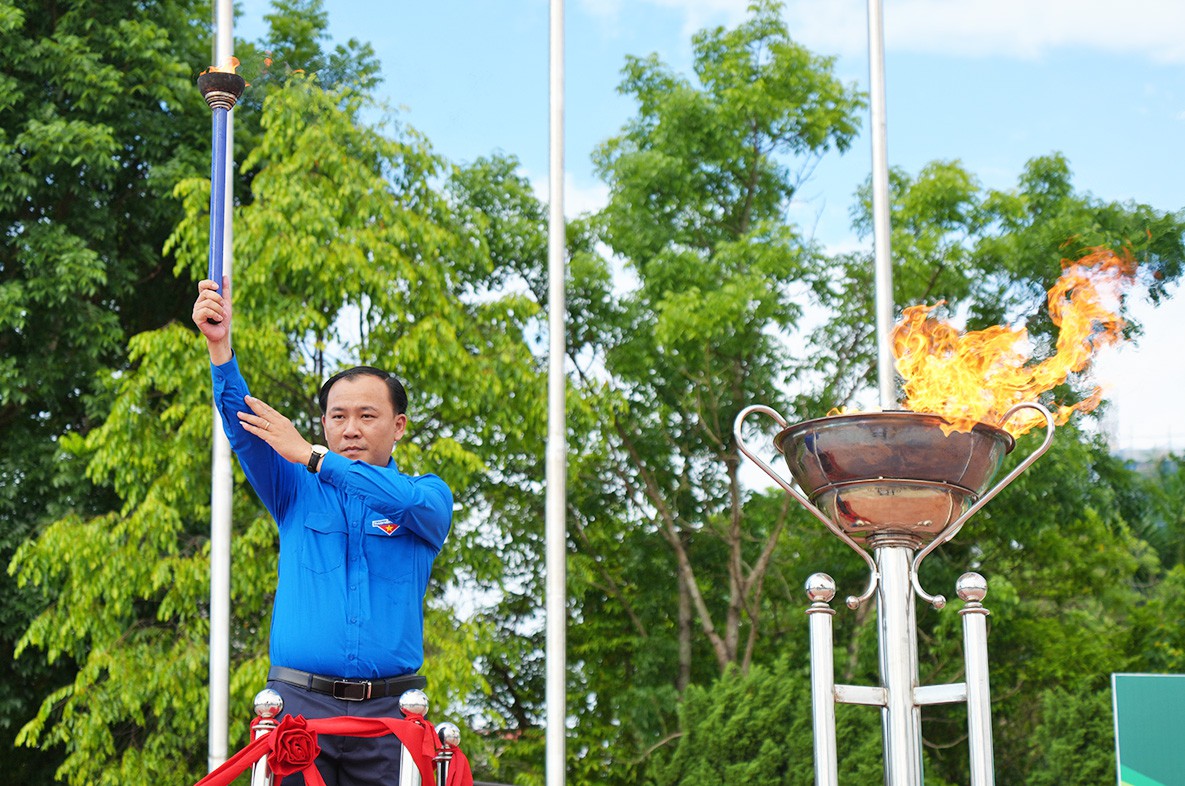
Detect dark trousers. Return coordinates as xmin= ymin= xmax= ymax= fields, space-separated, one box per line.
xmin=264 ymin=679 xmax=406 ymax=786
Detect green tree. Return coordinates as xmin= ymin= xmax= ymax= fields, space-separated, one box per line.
xmin=11 ymin=34 xmax=549 ymax=786
xmin=563 ymin=5 xmax=1185 ymax=786
xmin=786 ymin=158 xmax=1185 ymax=785
xmin=260 ymin=0 xmax=380 ymax=91
xmin=806 ymin=156 xmax=1185 ymax=410
xmin=584 ymin=0 xmax=862 ymax=673
xmin=0 ymin=0 xmax=212 ymax=778
xmin=1130 ymin=455 xmax=1185 ymax=569
xmin=552 ymin=2 xmax=867 ymax=779
xmin=648 ymin=656 xmax=885 ymax=786
xmin=1024 ymin=684 xmax=1117 ymax=786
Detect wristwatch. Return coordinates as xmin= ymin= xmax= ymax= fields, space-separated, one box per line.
xmin=307 ymin=444 xmax=329 ymax=473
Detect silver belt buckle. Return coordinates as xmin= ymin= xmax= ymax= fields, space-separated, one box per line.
xmin=332 ymin=679 xmax=372 ymax=701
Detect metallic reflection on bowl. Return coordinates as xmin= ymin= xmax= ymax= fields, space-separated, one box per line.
xmin=773 ymin=411 xmax=1014 ymax=539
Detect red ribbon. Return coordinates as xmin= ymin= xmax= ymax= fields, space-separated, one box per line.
xmin=195 ymin=713 xmax=438 ymax=786
xmin=446 ymin=744 xmax=474 ymax=786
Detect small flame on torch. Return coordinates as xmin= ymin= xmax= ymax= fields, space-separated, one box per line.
xmin=890 ymin=247 xmax=1137 ymax=438
xmin=200 ymin=56 xmax=241 ymax=76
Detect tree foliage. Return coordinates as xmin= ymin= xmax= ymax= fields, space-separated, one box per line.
xmin=8 ymin=3 xmax=549 ymax=783
xmin=584 ymin=0 xmax=863 ymax=675
xmin=561 ymin=1 xmax=1185 ymax=784
xmin=809 ymin=155 xmax=1185 ymax=411
xmin=0 ymin=0 xmax=212 ymax=779
xmin=648 ymin=657 xmax=885 ymax=786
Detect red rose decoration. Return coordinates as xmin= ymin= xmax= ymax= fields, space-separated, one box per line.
xmin=268 ymin=715 xmax=322 ymax=781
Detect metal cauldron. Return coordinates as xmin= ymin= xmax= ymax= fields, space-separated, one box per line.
xmin=735 ymin=401 xmax=1054 ymax=607
xmin=773 ymin=411 xmax=1014 ymax=540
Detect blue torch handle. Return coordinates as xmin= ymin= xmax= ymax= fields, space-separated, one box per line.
xmin=207 ymin=106 xmax=229 ymax=294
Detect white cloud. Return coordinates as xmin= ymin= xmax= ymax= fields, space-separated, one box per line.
xmin=1094 ymin=286 xmax=1185 ymax=452
xmin=563 ymin=175 xmax=611 ymax=217
xmin=581 ymin=0 xmax=749 ymax=39
xmin=576 ymin=0 xmax=626 ymax=29
xmin=644 ymin=0 xmax=751 ymax=37
xmin=782 ymin=0 xmax=869 ymax=58
xmin=782 ymin=0 xmax=1185 ymax=63
xmin=526 ymin=169 xmax=610 ymax=219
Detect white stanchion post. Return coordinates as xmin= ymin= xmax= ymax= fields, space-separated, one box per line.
xmin=958 ymin=573 xmax=995 ymax=786
xmin=249 ymin=690 xmax=283 ymax=786
xmin=435 ymin=722 xmax=460 ymax=786
xmin=806 ymin=574 xmax=839 ymax=786
xmin=399 ymin=690 xmax=431 ymax=786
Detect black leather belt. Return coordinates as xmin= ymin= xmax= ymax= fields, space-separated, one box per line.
xmin=269 ymin=665 xmax=427 ymax=702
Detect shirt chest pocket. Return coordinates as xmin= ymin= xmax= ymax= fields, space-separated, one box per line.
xmin=300 ymin=514 xmax=347 ymax=574
xmin=364 ymin=518 xmax=413 ymax=584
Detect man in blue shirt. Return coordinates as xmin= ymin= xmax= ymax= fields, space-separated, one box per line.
xmin=193 ymin=279 xmax=453 ymax=785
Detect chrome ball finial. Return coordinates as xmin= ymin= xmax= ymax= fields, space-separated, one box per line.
xmin=253 ymin=688 xmax=284 ymax=719
xmin=956 ymin=572 xmax=988 ymax=603
xmin=437 ymin=721 xmax=461 ymax=747
xmin=399 ymin=689 xmax=430 ymax=717
xmin=805 ymin=573 xmax=836 ymax=603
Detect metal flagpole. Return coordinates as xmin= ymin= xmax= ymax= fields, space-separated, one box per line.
xmin=545 ymin=0 xmax=567 ymax=784
xmin=868 ymin=0 xmax=896 ymax=410
xmin=208 ymin=0 xmax=235 ymax=770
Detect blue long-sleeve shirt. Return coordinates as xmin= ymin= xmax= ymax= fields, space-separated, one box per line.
xmin=212 ymin=354 xmax=453 ymax=678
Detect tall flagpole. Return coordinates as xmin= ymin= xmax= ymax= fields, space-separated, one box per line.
xmin=208 ymin=0 xmax=235 ymax=771
xmin=868 ymin=0 xmax=896 ymax=409
xmin=545 ymin=0 xmax=567 ymax=784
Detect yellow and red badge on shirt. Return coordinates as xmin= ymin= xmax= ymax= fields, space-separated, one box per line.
xmin=371 ymin=518 xmax=400 ymax=535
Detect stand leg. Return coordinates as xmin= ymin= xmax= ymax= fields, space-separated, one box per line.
xmin=807 ymin=574 xmax=839 ymax=786
xmin=958 ymin=573 xmax=995 ymax=786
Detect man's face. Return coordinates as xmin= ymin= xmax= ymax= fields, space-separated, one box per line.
xmin=321 ymin=375 xmax=407 ymax=466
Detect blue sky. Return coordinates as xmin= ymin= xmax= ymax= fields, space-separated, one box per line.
xmin=233 ymin=0 xmax=1184 ymax=452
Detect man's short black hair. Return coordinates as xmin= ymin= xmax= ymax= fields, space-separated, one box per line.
xmin=318 ymin=366 xmax=408 ymax=416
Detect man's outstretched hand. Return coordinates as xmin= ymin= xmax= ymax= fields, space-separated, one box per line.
xmin=237 ymin=395 xmax=315 ymax=466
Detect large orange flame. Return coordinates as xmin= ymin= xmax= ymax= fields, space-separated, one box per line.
xmin=892 ymin=247 xmax=1136 ymax=437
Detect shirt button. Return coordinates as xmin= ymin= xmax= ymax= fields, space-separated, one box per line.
xmin=350 ymin=617 xmax=358 ymax=623
xmin=349 ymin=654 xmax=356 ymax=661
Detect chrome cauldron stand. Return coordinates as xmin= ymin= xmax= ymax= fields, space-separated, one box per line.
xmin=735 ymin=403 xmax=1055 ymax=786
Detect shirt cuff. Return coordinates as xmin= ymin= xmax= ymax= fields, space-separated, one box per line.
xmin=318 ymin=449 xmax=350 ymax=481
xmin=210 ymin=351 xmax=239 ymax=376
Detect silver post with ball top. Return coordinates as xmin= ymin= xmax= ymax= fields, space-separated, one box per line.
xmin=249 ymin=689 xmax=283 ymax=786
xmin=398 ymin=690 xmax=430 ymax=786
xmin=435 ymin=722 xmax=460 ymax=786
